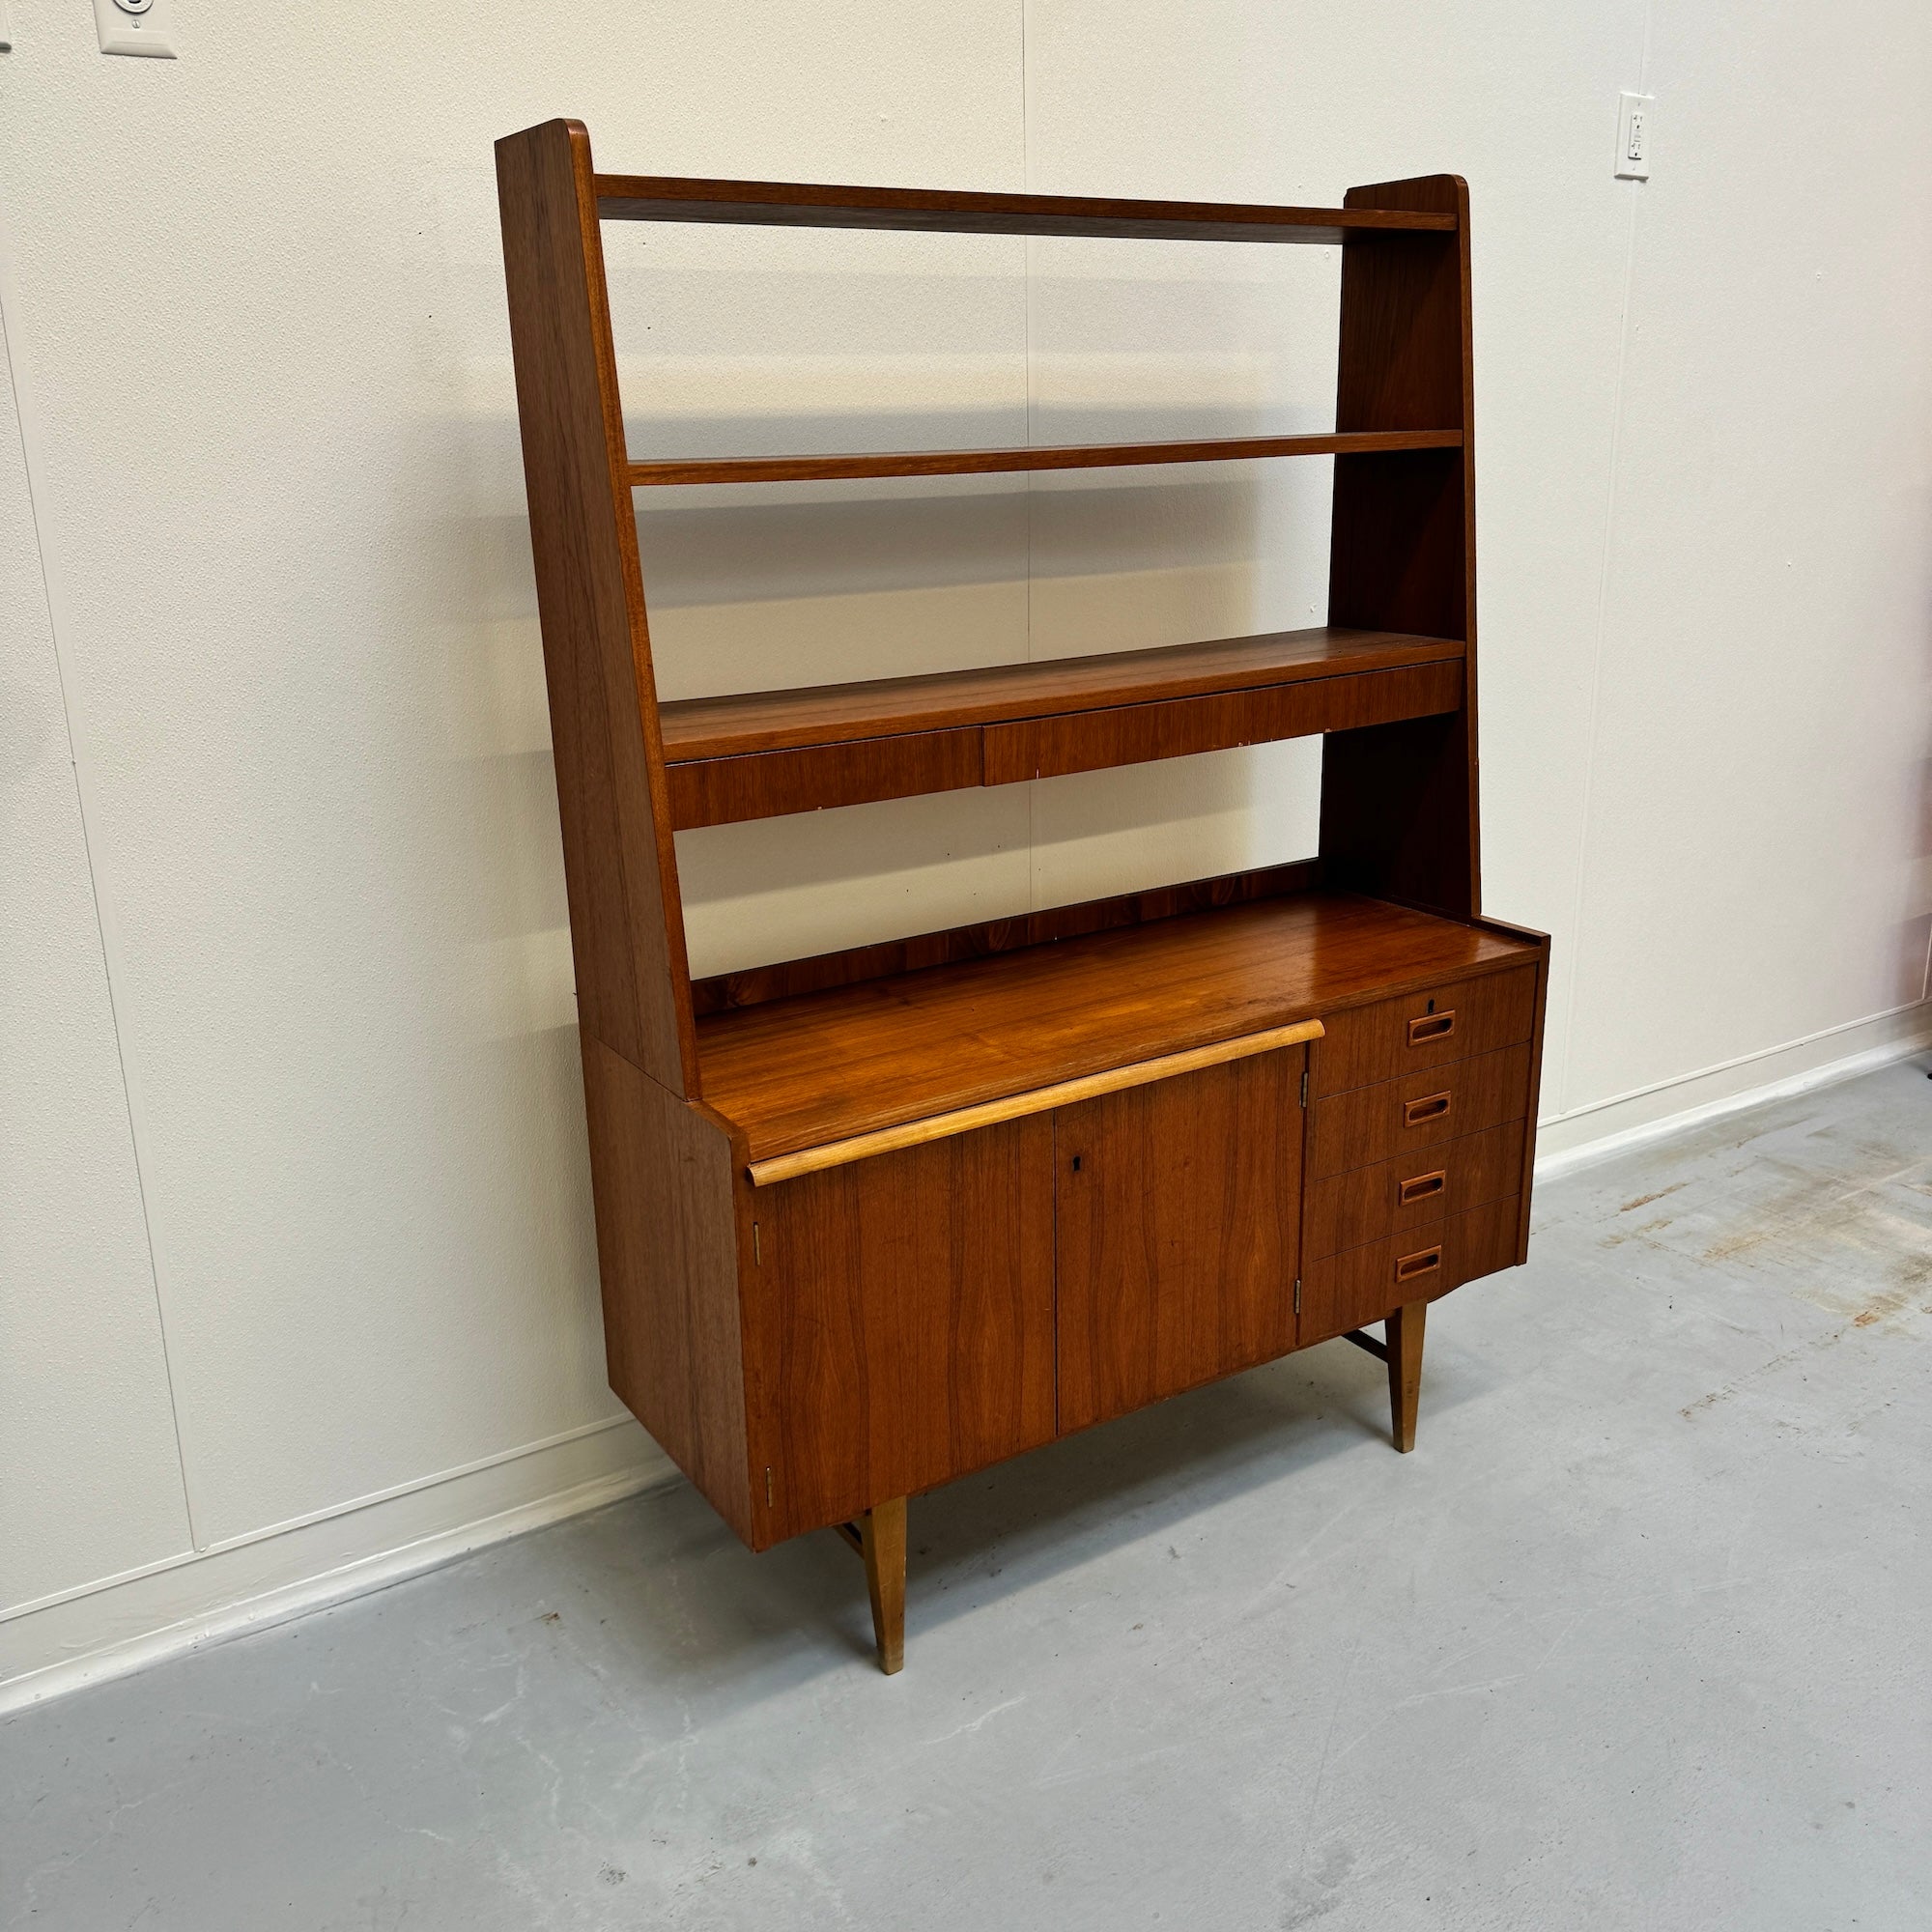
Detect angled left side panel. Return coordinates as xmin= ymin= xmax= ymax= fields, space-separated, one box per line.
xmin=497 ymin=117 xmax=697 ymax=1094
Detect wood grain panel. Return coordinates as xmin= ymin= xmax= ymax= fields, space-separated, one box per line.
xmin=1300 ymin=1193 xmax=1520 ymax=1346
xmin=1054 ymin=1051 xmax=1302 ymax=1434
xmin=1305 ymin=1119 xmax=1524 ymax=1262
xmin=983 ymin=662 xmax=1461 ymax=784
xmin=743 ymin=1120 xmax=1055 ymax=1544
xmin=697 ymin=893 xmax=1541 ymax=1164
xmin=579 ymin=1037 xmax=752 ymax=1539
xmin=1311 ymin=962 xmax=1537 ymax=1095
xmin=659 ymin=628 xmax=1462 ymax=761
xmin=667 ymin=726 xmax=982 ymax=829
xmin=596 ymin=173 xmax=1457 ymax=242
xmin=497 ymin=118 xmax=697 ymax=1091
xmin=1308 ymin=1041 xmax=1533 ymax=1180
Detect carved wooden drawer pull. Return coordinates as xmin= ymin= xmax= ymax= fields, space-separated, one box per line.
xmin=1403 ymin=1091 xmax=1452 ymax=1127
xmin=1395 ymin=1243 xmax=1443 ymax=1283
xmin=1407 ymin=1010 xmax=1457 ymax=1045
xmin=1399 ymin=1169 xmax=1447 ymax=1206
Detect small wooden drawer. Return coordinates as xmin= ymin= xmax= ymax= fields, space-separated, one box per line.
xmin=1310 ymin=964 xmax=1536 ymax=1097
xmin=1300 ymin=1193 xmax=1521 ymax=1346
xmin=1308 ymin=1040 xmax=1532 ymax=1180
xmin=1304 ymin=1119 xmax=1525 ymax=1262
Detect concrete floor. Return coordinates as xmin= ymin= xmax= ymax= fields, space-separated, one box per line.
xmin=7 ymin=1061 xmax=1931 ymax=1931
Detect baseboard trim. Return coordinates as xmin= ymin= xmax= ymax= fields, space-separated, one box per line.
xmin=0 ymin=1417 xmax=674 ymax=1716
xmin=1534 ymin=1001 xmax=1932 ymax=1179
xmin=8 ymin=1002 xmax=1928 ymax=1718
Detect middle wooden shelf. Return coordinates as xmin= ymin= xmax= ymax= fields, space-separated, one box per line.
xmin=659 ymin=623 xmax=1464 ymax=828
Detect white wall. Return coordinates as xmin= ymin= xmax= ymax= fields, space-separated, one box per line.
xmin=4 ymin=0 xmax=1929 ymax=1701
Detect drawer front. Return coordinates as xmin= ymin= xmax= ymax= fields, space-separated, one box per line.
xmin=1304 ymin=1119 xmax=1525 ymax=1262
xmin=1300 ymin=1193 xmax=1521 ymax=1346
xmin=1311 ymin=964 xmax=1537 ymax=1098
xmin=1308 ymin=1040 xmax=1533 ymax=1180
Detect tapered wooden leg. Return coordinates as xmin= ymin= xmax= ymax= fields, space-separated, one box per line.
xmin=1385 ymin=1300 xmax=1426 ymax=1452
xmin=859 ymin=1496 xmax=907 ymax=1674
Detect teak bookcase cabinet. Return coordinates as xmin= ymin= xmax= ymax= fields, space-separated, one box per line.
xmin=497 ymin=118 xmax=1548 ymax=1675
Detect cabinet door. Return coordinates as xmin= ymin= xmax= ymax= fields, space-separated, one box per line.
xmin=744 ymin=1116 xmax=1056 ymax=1544
xmin=1055 ymin=1049 xmax=1304 ymax=1434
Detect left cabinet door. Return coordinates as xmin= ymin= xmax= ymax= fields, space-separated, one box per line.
xmin=1055 ymin=1048 xmax=1304 ymax=1434
xmin=743 ymin=1117 xmax=1057 ymax=1544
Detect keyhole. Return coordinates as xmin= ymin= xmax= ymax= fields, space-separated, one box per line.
xmin=1071 ymin=1154 xmax=1083 ymax=1172
xmin=1426 ymin=998 xmax=1435 ymax=1014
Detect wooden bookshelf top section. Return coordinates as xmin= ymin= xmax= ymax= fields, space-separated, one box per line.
xmin=627 ymin=428 xmax=1459 ymax=488
xmin=660 ymin=627 xmax=1463 ymax=762
xmin=698 ymin=893 xmax=1536 ymax=1164
xmin=595 ymin=175 xmax=1459 ymax=245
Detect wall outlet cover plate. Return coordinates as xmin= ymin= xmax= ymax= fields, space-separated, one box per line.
xmin=1616 ymin=90 xmax=1654 ymax=180
xmin=93 ymin=0 xmax=177 ymax=58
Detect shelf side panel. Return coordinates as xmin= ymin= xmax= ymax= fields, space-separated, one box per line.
xmin=497 ymin=118 xmax=699 ymax=1093
xmin=1321 ymin=175 xmax=1482 ymax=920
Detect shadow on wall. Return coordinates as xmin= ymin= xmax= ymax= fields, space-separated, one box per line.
xmin=444 ymin=242 xmax=1349 ymax=1020
xmin=637 ymin=446 xmax=1336 ymax=979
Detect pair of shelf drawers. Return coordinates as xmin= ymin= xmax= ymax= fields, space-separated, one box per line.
xmin=1300 ymin=966 xmax=1537 ymax=1343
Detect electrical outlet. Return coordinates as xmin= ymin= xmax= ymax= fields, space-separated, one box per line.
xmin=94 ymin=0 xmax=177 ymax=58
xmin=1616 ymin=91 xmax=1654 ymax=179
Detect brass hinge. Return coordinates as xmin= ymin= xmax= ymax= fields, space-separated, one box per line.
xmin=1293 ymin=1278 xmax=1302 ymax=1315
xmin=1300 ymin=1067 xmax=1309 ymax=1108
xmin=765 ymin=1466 xmax=773 ymax=1507
xmin=753 ymin=1221 xmax=761 ymax=1265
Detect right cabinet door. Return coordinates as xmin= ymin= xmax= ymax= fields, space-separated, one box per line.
xmin=1054 ymin=1048 xmax=1303 ymax=1434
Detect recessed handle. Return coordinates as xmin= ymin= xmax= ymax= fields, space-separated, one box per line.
xmin=1395 ymin=1243 xmax=1443 ymax=1283
xmin=1398 ymin=1169 xmax=1447 ymax=1206
xmin=1407 ymin=1009 xmax=1457 ymax=1046
xmin=1403 ymin=1091 xmax=1452 ymax=1127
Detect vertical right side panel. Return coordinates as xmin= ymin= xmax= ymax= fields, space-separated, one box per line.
xmin=1321 ymin=175 xmax=1481 ymax=919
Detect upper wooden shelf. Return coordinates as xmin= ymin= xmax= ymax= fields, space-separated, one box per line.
xmin=628 ymin=428 xmax=1460 ymax=488
xmin=661 ymin=626 xmax=1462 ymax=761
xmin=594 ymin=175 xmax=1459 ymax=245
xmin=697 ymin=892 xmax=1536 ymax=1166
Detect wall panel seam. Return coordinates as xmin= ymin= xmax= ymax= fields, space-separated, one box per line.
xmin=0 ymin=228 xmax=199 ymax=1551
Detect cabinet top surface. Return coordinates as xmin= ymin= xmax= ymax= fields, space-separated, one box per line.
xmin=698 ymin=893 xmax=1538 ymax=1162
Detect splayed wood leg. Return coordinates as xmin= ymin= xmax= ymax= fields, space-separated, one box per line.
xmin=842 ymin=1497 xmax=907 ymax=1673
xmin=1385 ymin=1300 xmax=1426 ymax=1451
